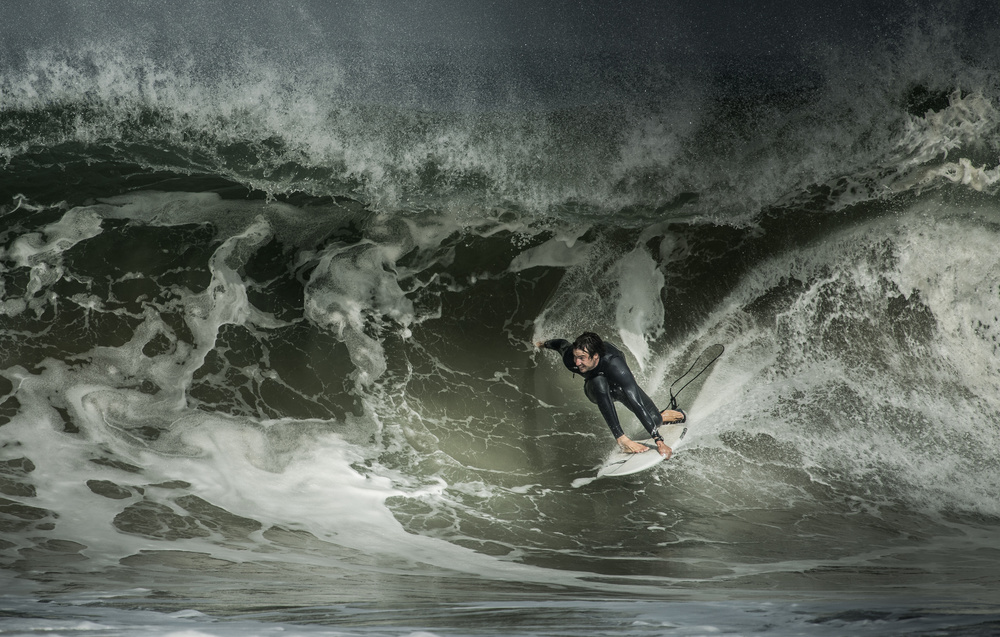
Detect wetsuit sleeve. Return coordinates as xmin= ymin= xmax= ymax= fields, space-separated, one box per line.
xmin=542 ymin=339 xmax=571 ymax=353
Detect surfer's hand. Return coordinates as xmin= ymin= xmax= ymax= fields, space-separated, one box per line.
xmin=616 ymin=435 xmax=649 ymax=454
xmin=656 ymin=440 xmax=673 ymax=460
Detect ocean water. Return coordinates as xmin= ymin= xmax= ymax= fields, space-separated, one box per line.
xmin=3 ymin=2 xmax=1000 ymax=635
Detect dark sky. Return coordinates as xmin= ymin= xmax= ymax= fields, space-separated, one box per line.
xmin=1 ymin=0 xmax=977 ymax=58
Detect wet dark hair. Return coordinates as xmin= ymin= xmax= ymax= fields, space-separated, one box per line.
xmin=572 ymin=332 xmax=605 ymax=357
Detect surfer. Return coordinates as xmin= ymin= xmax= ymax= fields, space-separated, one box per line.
xmin=535 ymin=332 xmax=685 ymax=458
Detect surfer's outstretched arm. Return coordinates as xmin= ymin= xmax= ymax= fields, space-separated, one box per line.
xmin=536 ymin=339 xmax=570 ymax=351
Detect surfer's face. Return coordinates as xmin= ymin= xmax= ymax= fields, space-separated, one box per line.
xmin=573 ymin=348 xmax=599 ymax=373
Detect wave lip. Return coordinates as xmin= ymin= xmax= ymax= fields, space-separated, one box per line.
xmin=4 ymin=10 xmax=1000 ymax=221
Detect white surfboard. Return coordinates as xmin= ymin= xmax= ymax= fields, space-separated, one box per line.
xmin=596 ymin=424 xmax=687 ymax=478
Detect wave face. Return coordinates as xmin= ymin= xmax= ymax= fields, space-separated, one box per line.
xmin=3 ymin=2 xmax=1000 ymax=635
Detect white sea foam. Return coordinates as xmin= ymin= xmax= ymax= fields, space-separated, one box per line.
xmin=7 ymin=18 xmax=999 ymax=223
xmin=682 ymin=198 xmax=1000 ymax=517
xmin=612 ymin=246 xmax=666 ymax=371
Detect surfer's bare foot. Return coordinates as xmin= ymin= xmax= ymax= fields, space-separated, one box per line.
xmin=656 ymin=439 xmax=673 ymax=459
xmin=616 ymin=435 xmax=649 ymax=453
xmin=660 ymin=408 xmax=685 ymax=423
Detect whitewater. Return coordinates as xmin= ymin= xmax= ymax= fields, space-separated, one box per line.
xmin=3 ymin=2 xmax=1000 ymax=635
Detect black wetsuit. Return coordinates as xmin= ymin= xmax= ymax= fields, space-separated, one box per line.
xmin=542 ymin=339 xmax=663 ymax=441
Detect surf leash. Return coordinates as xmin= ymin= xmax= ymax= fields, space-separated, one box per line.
xmin=668 ymin=344 xmax=724 ymax=410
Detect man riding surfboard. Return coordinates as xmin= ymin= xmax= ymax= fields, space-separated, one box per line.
xmin=536 ymin=332 xmax=685 ymax=458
